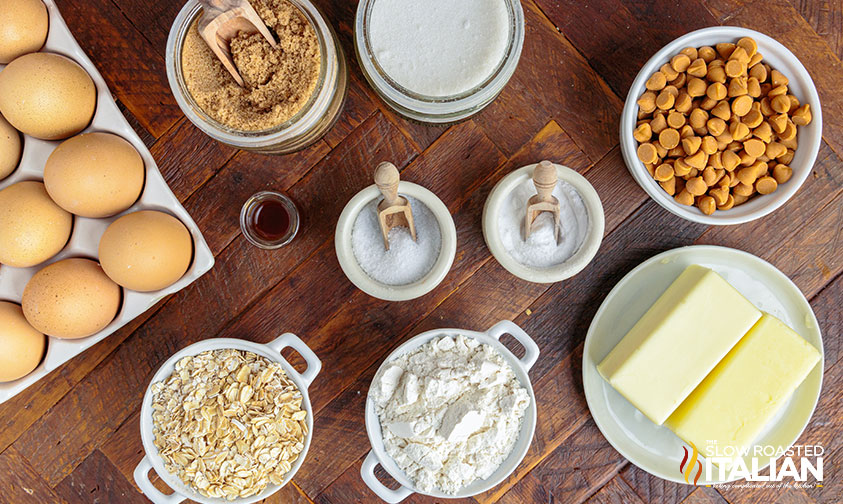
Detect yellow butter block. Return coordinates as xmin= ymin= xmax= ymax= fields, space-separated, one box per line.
xmin=598 ymin=265 xmax=761 ymax=425
xmin=666 ymin=313 xmax=820 ymax=464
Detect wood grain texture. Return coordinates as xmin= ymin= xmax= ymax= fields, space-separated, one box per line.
xmin=1 ymin=1 xmax=840 ymax=503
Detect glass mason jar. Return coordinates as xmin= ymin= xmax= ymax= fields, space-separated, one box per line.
xmin=354 ymin=0 xmax=525 ymax=124
xmin=166 ymin=0 xmax=347 ymax=154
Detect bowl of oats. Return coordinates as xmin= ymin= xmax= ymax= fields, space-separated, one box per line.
xmin=134 ymin=334 xmax=321 ymax=504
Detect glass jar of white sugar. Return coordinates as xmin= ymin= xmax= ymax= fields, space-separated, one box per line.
xmin=354 ymin=0 xmax=525 ymax=124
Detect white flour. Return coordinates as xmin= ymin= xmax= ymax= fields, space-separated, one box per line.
xmin=368 ymin=0 xmax=510 ymax=97
xmin=371 ymin=335 xmax=530 ymax=494
xmin=497 ymin=179 xmax=589 ymax=269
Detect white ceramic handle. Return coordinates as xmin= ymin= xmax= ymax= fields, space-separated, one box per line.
xmin=486 ymin=320 xmax=540 ymax=371
xmin=266 ymin=333 xmax=322 ymax=388
xmin=133 ymin=456 xmax=185 ymax=504
xmin=360 ymin=451 xmax=413 ymax=503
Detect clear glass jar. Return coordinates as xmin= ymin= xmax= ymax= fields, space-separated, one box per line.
xmin=166 ymin=0 xmax=347 ymax=154
xmin=240 ymin=191 xmax=300 ymax=249
xmin=354 ymin=0 xmax=525 ymax=124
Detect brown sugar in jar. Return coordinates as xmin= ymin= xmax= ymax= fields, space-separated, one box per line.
xmin=181 ymin=0 xmax=321 ymax=131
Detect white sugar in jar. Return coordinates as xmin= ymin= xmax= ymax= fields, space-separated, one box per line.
xmin=355 ymin=0 xmax=524 ymax=123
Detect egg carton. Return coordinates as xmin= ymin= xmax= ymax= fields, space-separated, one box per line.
xmin=0 ymin=0 xmax=214 ymax=404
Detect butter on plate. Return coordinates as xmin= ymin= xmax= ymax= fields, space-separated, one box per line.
xmin=598 ymin=265 xmax=761 ymax=425
xmin=665 ymin=313 xmax=821 ymax=465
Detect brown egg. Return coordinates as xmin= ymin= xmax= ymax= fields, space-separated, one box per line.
xmin=0 ymin=52 xmax=96 ymax=140
xmin=0 ymin=181 xmax=72 ymax=267
xmin=0 ymin=111 xmax=21 ymax=180
xmin=0 ymin=0 xmax=48 ymax=64
xmin=99 ymin=210 xmax=193 ymax=292
xmin=44 ymin=132 xmax=144 ymax=217
xmin=22 ymin=258 xmax=121 ymax=339
xmin=0 ymin=301 xmax=46 ymax=382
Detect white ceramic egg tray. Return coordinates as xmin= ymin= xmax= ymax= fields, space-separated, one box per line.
xmin=0 ymin=0 xmax=214 ymax=404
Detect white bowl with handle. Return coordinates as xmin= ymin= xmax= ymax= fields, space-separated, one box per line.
xmin=361 ymin=320 xmax=539 ymax=502
xmin=134 ymin=334 xmax=321 ymax=504
xmin=620 ymin=26 xmax=822 ymax=225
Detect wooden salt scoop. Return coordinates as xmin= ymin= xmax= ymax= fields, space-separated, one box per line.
xmin=197 ymin=0 xmax=277 ymax=87
xmin=374 ymin=162 xmax=417 ymax=251
xmin=525 ymin=160 xmax=561 ymax=243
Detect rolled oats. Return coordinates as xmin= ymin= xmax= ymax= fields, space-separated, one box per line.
xmin=151 ymin=349 xmax=308 ymax=500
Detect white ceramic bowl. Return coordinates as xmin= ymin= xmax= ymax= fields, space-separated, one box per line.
xmin=620 ymin=27 xmax=822 ymax=225
xmin=134 ymin=334 xmax=322 ymax=504
xmin=482 ymin=163 xmax=604 ymax=283
xmin=361 ymin=320 xmax=539 ymax=503
xmin=335 ymin=182 xmax=457 ymax=301
xmin=0 ymin=0 xmax=214 ymax=405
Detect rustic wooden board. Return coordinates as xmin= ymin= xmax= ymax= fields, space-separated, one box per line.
xmin=0 ymin=1 xmax=839 ymax=503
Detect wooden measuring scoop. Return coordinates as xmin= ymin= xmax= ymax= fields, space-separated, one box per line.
xmin=374 ymin=162 xmax=417 ymax=251
xmin=525 ymin=160 xmax=561 ymax=242
xmin=197 ymin=0 xmax=277 ymax=87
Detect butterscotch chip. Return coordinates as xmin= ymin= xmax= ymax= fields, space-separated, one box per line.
xmin=673 ymin=158 xmax=692 ymax=177
xmin=670 ymin=73 xmax=687 ymax=88
xmin=755 ymin=176 xmax=778 ymax=194
xmin=737 ymin=37 xmax=757 ymax=57
xmin=637 ymin=143 xmax=658 ymax=164
xmin=747 ymin=77 xmax=762 ymax=97
xmin=738 ymin=149 xmax=756 ymax=166
xmin=706 ymin=64 xmax=727 ymax=84
xmin=659 ymin=128 xmax=681 ymax=149
xmin=685 ymin=176 xmax=707 ymax=196
xmin=687 ymin=167 xmax=700 ymax=178
xmin=772 ymin=164 xmax=792 ymax=184
xmin=637 ymin=91 xmax=657 ymax=113
xmin=685 ymin=77 xmax=706 ymax=97
xmin=731 ymin=95 xmax=753 ymax=116
xmin=743 ymin=109 xmax=763 ymax=128
xmin=674 ymin=92 xmax=693 ymax=113
xmin=685 ymin=150 xmax=708 ymax=169
xmin=667 ymin=111 xmax=686 ymax=129
xmin=633 ymin=123 xmax=652 ymax=142
xmin=710 ymin=151 xmax=723 ymax=169
xmin=646 ymin=71 xmax=667 ymax=91
xmin=711 ymin=101 xmax=731 ymax=120
xmin=765 ymin=141 xmax=786 ymax=159
xmin=792 ymin=104 xmax=812 ymax=126
xmin=687 ymin=58 xmax=707 ymax=77
xmin=770 ymin=69 xmax=789 ymax=87
xmin=717 ymin=194 xmax=735 ymax=210
xmin=679 ymin=124 xmax=695 ymax=138
xmin=671 ymin=54 xmax=691 ymax=72
xmin=743 ymin=138 xmax=766 ymax=157
xmin=780 ymin=149 xmax=795 ymax=164
xmin=697 ymin=195 xmax=716 ymax=215
xmin=702 ymin=166 xmax=718 ymax=186
xmin=651 ymin=114 xmax=668 ymax=133
xmin=729 ymin=46 xmax=750 ymax=65
xmin=749 ymin=64 xmax=767 ymax=83
xmin=716 ymin=42 xmax=736 ymax=59
xmin=709 ymin=186 xmax=729 ymax=206
xmin=730 ymin=121 xmax=751 ymax=141
xmin=779 ymin=120 xmax=797 ymax=141
xmin=736 ymin=165 xmax=758 ymax=186
xmin=654 ymin=142 xmax=668 ymax=158
xmin=681 ymin=136 xmax=701 ymax=155
xmin=769 ymin=114 xmax=787 ymax=134
xmin=656 ymin=89 xmax=675 ymax=110
xmin=700 ymin=96 xmax=718 ymax=111
xmin=680 ymin=47 xmax=698 ymax=59
xmin=771 ymin=95 xmax=790 ymax=114
xmin=663 ymin=85 xmax=680 ymax=97
xmin=760 ymin=97 xmax=775 ymax=116
xmin=699 ymin=46 xmax=717 ymax=62
xmin=722 ymin=150 xmax=740 ymax=171
xmin=654 ymin=163 xmax=675 ymax=182
xmin=768 ymin=84 xmax=788 ymax=97
xmin=689 ymin=108 xmax=708 ymax=129
xmin=787 ymin=95 xmax=800 ymax=113
xmin=706 ymin=82 xmax=727 ymax=100
xmin=706 ymin=117 xmax=727 ymax=136
xmin=728 ymin=76 xmax=749 ymax=97
xmin=733 ymin=193 xmax=749 ymax=206
xmin=660 ymin=62 xmax=679 ymax=81
xmin=659 ymin=176 xmax=677 ymax=195
xmin=754 ymin=121 xmax=773 ymax=143
xmin=675 ymin=189 xmax=694 ymax=206
xmin=734 ymin=182 xmax=754 ymax=196
xmin=645 ymin=162 xmax=655 ymax=177
xmin=701 ymin=135 xmax=718 ymax=155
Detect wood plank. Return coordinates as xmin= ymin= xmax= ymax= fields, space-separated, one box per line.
xmin=620 ymin=464 xmax=695 ymax=504
xmin=475 ymin=1 xmax=624 ymax=162
xmin=682 ymin=487 xmax=730 ymax=504
xmin=791 ymin=0 xmax=843 ymax=61
xmin=586 ymin=476 xmax=646 ymax=504
xmin=54 ymin=449 xmax=148 ymax=504
xmin=10 ymin=112 xmax=418 ymax=487
xmin=0 ymin=446 xmax=66 ymax=504
xmin=497 ymin=419 xmax=628 ymax=504
xmin=54 ymin=0 xmax=182 ymax=137
xmin=724 ymin=0 xmax=843 ymax=159
xmin=534 ymin=0 xmax=717 ymax=99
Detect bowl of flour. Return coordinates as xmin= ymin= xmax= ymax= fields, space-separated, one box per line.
xmin=361 ymin=320 xmax=539 ymax=502
xmin=482 ymin=162 xmax=605 ymax=283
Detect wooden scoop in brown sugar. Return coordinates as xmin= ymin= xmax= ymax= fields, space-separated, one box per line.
xmin=374 ymin=162 xmax=417 ymax=251
xmin=197 ymin=0 xmax=277 ymax=87
xmin=525 ymin=160 xmax=561 ymax=243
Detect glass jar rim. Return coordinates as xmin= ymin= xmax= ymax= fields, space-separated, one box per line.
xmin=166 ymin=0 xmax=339 ymax=148
xmin=240 ymin=191 xmax=300 ymax=249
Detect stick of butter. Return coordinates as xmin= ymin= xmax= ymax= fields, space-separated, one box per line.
xmin=665 ymin=313 xmax=820 ymax=465
xmin=598 ymin=265 xmax=761 ymax=425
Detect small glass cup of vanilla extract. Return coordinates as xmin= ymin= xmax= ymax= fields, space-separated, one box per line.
xmin=240 ymin=191 xmax=300 ymax=249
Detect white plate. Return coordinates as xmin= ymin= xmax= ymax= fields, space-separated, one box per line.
xmin=0 ymin=0 xmax=214 ymax=404
xmin=582 ymin=245 xmax=823 ymax=484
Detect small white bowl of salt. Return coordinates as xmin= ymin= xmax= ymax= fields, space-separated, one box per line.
xmin=483 ymin=161 xmax=604 ymax=284
xmin=335 ymin=163 xmax=457 ymax=301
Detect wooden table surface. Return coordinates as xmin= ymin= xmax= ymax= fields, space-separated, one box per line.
xmin=1 ymin=0 xmax=841 ymax=503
